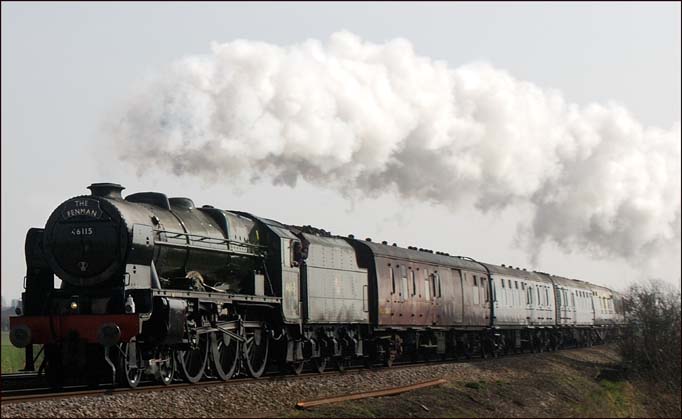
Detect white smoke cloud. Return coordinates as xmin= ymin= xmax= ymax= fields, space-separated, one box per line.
xmin=107 ymin=31 xmax=682 ymax=263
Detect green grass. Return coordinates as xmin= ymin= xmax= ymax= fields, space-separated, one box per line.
xmin=1 ymin=331 xmax=43 ymax=374
xmin=464 ymin=381 xmax=485 ymax=390
xmin=567 ymin=375 xmax=642 ymax=417
xmin=595 ymin=379 xmax=636 ymax=417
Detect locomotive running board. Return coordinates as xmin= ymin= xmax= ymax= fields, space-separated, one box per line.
xmin=151 ymin=289 xmax=281 ymax=305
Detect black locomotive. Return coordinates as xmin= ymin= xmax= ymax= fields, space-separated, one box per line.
xmin=10 ymin=183 xmax=624 ymax=387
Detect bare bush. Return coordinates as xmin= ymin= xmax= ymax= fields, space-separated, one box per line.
xmin=620 ymin=279 xmax=681 ymax=390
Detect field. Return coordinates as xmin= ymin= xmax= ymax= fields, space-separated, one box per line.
xmin=286 ymin=346 xmax=681 ymax=418
xmin=1 ymin=331 xmax=42 ymax=374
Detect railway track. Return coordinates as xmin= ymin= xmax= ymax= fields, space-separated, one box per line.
xmin=0 ymin=342 xmax=599 ymax=405
xmin=0 ymin=372 xmax=43 ymax=392
xmin=1 ymin=368 xmax=357 ymax=404
xmin=1 ymin=372 xmax=41 ymax=383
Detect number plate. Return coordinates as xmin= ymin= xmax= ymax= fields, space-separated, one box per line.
xmin=71 ymin=226 xmax=95 ymax=236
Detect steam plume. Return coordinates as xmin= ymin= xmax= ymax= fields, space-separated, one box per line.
xmin=108 ymin=31 xmax=681 ymax=262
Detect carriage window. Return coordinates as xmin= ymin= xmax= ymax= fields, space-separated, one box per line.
xmin=545 ymin=288 xmax=550 ymax=306
xmin=437 ymin=274 xmax=442 ymax=297
xmin=411 ymin=270 xmax=416 ymax=296
xmin=535 ymin=286 xmax=542 ymax=305
xmin=390 ymin=266 xmax=395 ymax=294
xmin=399 ymin=265 xmax=408 ymax=300
xmin=508 ymin=279 xmax=512 ymax=288
xmin=571 ymin=293 xmax=575 ymax=307
xmin=424 ymin=277 xmax=431 ymax=301
xmin=501 ymin=278 xmax=505 ymax=288
xmin=401 ymin=276 xmax=408 ymax=301
xmin=481 ymin=278 xmax=490 ymax=303
xmin=432 ymin=273 xmax=439 ymax=298
xmin=473 ymin=275 xmax=480 ymax=305
xmin=514 ymin=281 xmax=518 ymax=289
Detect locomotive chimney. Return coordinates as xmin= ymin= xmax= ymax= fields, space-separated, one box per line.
xmin=88 ymin=183 xmax=125 ymax=199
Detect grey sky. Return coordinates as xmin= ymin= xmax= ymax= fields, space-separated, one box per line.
xmin=2 ymin=2 xmax=680 ymax=301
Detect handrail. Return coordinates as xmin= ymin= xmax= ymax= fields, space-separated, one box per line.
xmin=156 ymin=229 xmax=266 ymax=253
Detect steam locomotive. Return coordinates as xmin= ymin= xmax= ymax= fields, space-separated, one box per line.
xmin=9 ymin=183 xmax=625 ymax=387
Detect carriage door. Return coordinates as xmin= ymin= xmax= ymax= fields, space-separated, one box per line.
xmin=451 ymin=269 xmax=464 ymax=324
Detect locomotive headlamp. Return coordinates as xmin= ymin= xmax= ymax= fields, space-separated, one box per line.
xmin=70 ymin=301 xmax=78 ymax=311
xmin=124 ymin=295 xmax=136 ymax=314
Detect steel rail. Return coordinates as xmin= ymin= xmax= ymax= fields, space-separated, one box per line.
xmin=0 ymin=369 xmax=356 ymax=404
